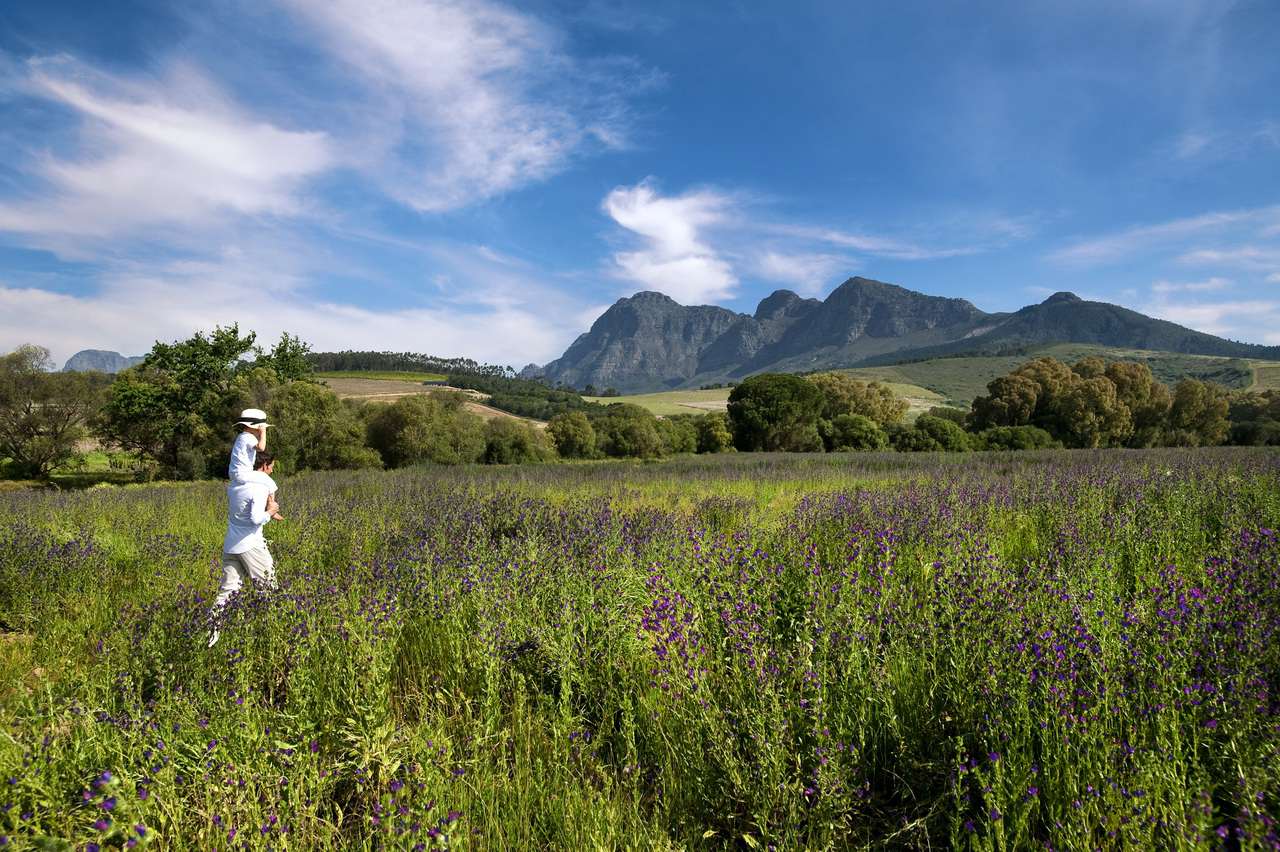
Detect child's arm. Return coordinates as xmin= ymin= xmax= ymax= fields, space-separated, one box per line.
xmin=255 ymin=425 xmax=269 ymax=452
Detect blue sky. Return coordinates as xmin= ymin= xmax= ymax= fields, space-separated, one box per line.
xmin=1 ymin=0 xmax=1278 ymax=368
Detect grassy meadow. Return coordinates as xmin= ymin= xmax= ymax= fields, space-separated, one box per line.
xmin=2 ymin=449 xmax=1280 ymax=849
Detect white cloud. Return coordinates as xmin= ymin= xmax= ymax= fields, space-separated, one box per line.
xmin=1150 ymin=276 xmax=1231 ymax=293
xmin=1048 ymin=207 xmax=1278 ymax=265
xmin=1148 ymin=297 xmax=1280 ymax=343
xmin=0 ymin=238 xmax=596 ymax=368
xmin=0 ymin=57 xmax=333 ymax=246
xmin=602 ymin=180 xmax=737 ymax=303
xmin=1178 ymin=245 xmax=1280 ymax=270
xmin=754 ymin=251 xmax=852 ymax=295
xmin=283 ymin=0 xmax=642 ymax=212
xmin=1267 ymin=272 xmax=1280 ymax=284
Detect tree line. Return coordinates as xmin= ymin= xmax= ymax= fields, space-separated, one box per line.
xmin=4 ymin=332 xmax=1278 ymax=484
xmin=724 ymin=356 xmax=1280 ymax=453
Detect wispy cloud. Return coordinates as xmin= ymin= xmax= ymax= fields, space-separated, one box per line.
xmin=0 ymin=56 xmax=333 ymax=248
xmin=283 ymin=0 xmax=652 ymax=212
xmin=602 ymin=179 xmax=738 ymax=303
xmin=1148 ymin=297 xmax=1280 ymax=343
xmin=1150 ymin=276 xmax=1231 ymax=293
xmin=1048 ymin=207 xmax=1279 ymax=265
xmin=754 ymin=251 xmax=854 ymax=295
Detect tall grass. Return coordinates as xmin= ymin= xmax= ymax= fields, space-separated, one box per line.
xmin=1 ymin=449 xmax=1278 ymax=849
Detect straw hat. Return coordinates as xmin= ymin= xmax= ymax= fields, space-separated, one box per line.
xmin=234 ymin=408 xmax=271 ymax=428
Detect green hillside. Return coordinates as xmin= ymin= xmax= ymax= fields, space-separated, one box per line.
xmin=838 ymin=344 xmax=1274 ymax=404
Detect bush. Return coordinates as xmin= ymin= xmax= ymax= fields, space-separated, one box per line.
xmin=977 ymin=425 xmax=1061 ymax=451
xmin=481 ymin=418 xmax=556 ymax=464
xmin=820 ymin=414 xmax=888 ymax=452
xmin=912 ymin=415 xmax=972 ymax=452
xmin=695 ymin=412 xmax=734 ymax=454
xmin=594 ymin=405 xmax=664 ymax=458
xmin=366 ymin=395 xmax=485 ymax=467
xmin=266 ymin=381 xmax=382 ymax=472
xmin=656 ymin=417 xmax=698 ymax=455
xmin=887 ymin=423 xmax=943 ymax=452
xmin=547 ymin=412 xmax=597 ymax=458
xmin=925 ymin=406 xmax=969 ymax=426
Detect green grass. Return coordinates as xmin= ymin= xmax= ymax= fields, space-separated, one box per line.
xmin=1250 ymin=360 xmax=1280 ymax=391
xmin=316 ymin=370 xmax=448 ymax=383
xmin=2 ymin=449 xmax=1278 ymax=849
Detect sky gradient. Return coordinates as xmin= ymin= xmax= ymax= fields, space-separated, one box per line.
xmin=1 ymin=0 xmax=1278 ymax=368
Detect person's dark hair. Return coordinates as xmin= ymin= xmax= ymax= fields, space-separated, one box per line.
xmin=235 ymin=423 xmax=249 ymax=433
xmin=253 ymin=451 xmax=275 ymax=470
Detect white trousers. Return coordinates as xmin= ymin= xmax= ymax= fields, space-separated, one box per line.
xmin=213 ymin=545 xmax=277 ymax=609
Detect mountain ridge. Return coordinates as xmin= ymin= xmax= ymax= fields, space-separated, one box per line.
xmin=530 ymin=277 xmax=1280 ymax=393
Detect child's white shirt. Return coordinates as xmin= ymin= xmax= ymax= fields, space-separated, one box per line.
xmin=228 ymin=431 xmax=257 ymax=482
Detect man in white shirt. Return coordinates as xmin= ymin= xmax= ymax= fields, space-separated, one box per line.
xmin=209 ymin=451 xmax=284 ymax=646
xmin=228 ymin=408 xmax=270 ymax=482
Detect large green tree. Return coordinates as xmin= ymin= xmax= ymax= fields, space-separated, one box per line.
xmin=1167 ymin=380 xmax=1229 ymax=447
xmin=366 ymin=394 xmax=485 ymax=467
xmin=99 ymin=325 xmax=314 ymax=478
xmin=0 ymin=345 xmax=107 ymax=479
xmin=728 ymin=374 xmax=825 ymax=452
xmin=806 ymin=372 xmax=908 ymax=425
xmin=266 ymin=382 xmax=381 ymax=472
xmin=1104 ymin=362 xmax=1171 ymax=448
xmin=547 ymin=411 xmax=597 ymax=458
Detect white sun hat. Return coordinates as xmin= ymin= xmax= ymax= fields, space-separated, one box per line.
xmin=234 ymin=408 xmax=271 ymax=428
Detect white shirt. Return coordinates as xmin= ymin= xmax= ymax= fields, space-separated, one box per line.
xmin=228 ymin=431 xmax=259 ymax=482
xmin=223 ymin=471 xmax=277 ymax=554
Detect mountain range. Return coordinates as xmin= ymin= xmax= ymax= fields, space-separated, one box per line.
xmin=62 ymin=350 xmax=144 ymax=373
xmin=526 ymin=277 xmax=1280 ymax=393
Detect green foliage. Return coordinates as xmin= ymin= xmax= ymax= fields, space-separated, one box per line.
xmin=819 ymin=413 xmax=888 ymax=452
xmin=925 ymin=405 xmax=968 ymax=425
xmin=481 ymin=418 xmax=556 ymax=464
xmin=265 ymin=382 xmax=382 ymax=472
xmin=912 ymin=415 xmax=972 ymax=451
xmin=1228 ymin=390 xmax=1280 ymax=446
xmin=307 ymin=349 xmax=507 ymax=376
xmin=655 ymin=416 xmax=698 ymax=455
xmin=1105 ymin=361 xmax=1171 ymax=447
xmin=593 ymin=405 xmax=664 ymax=458
xmin=448 ymin=373 xmax=603 ymax=420
xmin=728 ymin=373 xmax=826 ymax=452
xmin=1167 ymin=379 xmax=1230 ymax=447
xmin=806 ymin=372 xmax=908 ymax=425
xmin=976 ymin=425 xmax=1061 ymax=451
xmin=887 ymin=422 xmax=943 ymax=452
xmin=0 ymin=345 xmax=107 ymax=479
xmin=694 ymin=412 xmax=735 ymax=454
xmin=366 ymin=394 xmax=486 ymax=466
xmin=547 ymin=411 xmax=597 ymax=458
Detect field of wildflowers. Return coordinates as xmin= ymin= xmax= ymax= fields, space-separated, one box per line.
xmin=1 ymin=449 xmax=1278 ymax=850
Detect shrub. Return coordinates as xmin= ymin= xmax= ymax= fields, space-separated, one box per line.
xmin=366 ymin=395 xmax=485 ymax=467
xmin=820 ymin=414 xmax=888 ymax=452
xmin=977 ymin=425 xmax=1060 ymax=451
xmin=547 ymin=412 xmax=597 ymax=458
xmin=481 ymin=418 xmax=556 ymax=464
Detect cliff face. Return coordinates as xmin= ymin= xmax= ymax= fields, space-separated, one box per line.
xmin=534 ymin=278 xmax=1280 ymax=393
xmin=538 ymin=291 xmax=742 ymax=390
xmin=62 ymin=350 xmax=144 ymax=373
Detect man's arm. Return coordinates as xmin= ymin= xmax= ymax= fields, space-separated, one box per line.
xmin=249 ymin=488 xmax=273 ymax=526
